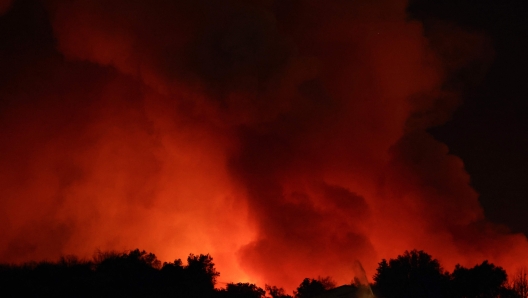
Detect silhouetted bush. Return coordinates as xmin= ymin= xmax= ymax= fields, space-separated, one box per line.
xmin=294 ymin=277 xmax=335 ymax=298
xmin=373 ymin=250 xmax=449 ymax=298
xmin=93 ymin=249 xmax=160 ymax=297
xmin=0 ymin=249 xmax=218 ymax=298
xmin=372 ymin=250 xmax=520 ymax=298
xmin=451 ymin=261 xmax=513 ymax=298
xmin=216 ymin=282 xmax=266 ymax=298
xmin=266 ymin=284 xmax=293 ymax=298
xmin=0 ymin=248 xmax=523 ymax=298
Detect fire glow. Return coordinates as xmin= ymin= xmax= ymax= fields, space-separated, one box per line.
xmin=0 ymin=0 xmax=527 ymax=291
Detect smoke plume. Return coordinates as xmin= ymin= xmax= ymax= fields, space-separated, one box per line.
xmin=0 ymin=0 xmax=526 ymax=290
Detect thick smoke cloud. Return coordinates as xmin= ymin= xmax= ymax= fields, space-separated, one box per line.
xmin=0 ymin=0 xmax=11 ymax=15
xmin=0 ymin=0 xmax=527 ymax=290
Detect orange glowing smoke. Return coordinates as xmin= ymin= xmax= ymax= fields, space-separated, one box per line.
xmin=0 ymin=0 xmax=526 ymax=292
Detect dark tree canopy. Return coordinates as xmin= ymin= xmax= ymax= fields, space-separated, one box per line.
xmin=0 ymin=248 xmax=523 ymax=298
xmin=0 ymin=249 xmax=220 ymax=298
xmin=216 ymin=283 xmax=266 ymax=298
xmin=451 ymin=261 xmax=509 ymax=298
xmin=294 ymin=277 xmax=335 ymax=298
xmin=373 ymin=250 xmax=448 ymax=298
xmin=266 ymin=284 xmax=293 ymax=298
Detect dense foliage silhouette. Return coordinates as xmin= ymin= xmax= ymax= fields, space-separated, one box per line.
xmin=216 ymin=283 xmax=266 ymax=298
xmin=266 ymin=284 xmax=293 ymax=298
xmin=0 ymin=248 xmax=524 ymax=297
xmin=373 ymin=250 xmax=449 ymax=298
xmin=373 ymin=250 xmax=520 ymax=298
xmin=452 ymin=261 xmax=502 ymax=297
xmin=0 ymin=249 xmax=218 ymax=298
xmin=294 ymin=277 xmax=335 ymax=298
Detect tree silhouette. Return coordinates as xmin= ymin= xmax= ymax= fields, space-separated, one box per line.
xmin=0 ymin=248 xmax=524 ymax=298
xmin=185 ymin=254 xmax=219 ymax=289
xmin=451 ymin=261 xmax=511 ymax=298
xmin=294 ymin=277 xmax=335 ymax=298
xmin=512 ymin=268 xmax=528 ymax=298
xmin=93 ymin=249 xmax=160 ymax=297
xmin=216 ymin=283 xmax=266 ymax=298
xmin=157 ymin=253 xmax=218 ymax=298
xmin=266 ymin=284 xmax=293 ymax=298
xmin=373 ymin=250 xmax=448 ymax=298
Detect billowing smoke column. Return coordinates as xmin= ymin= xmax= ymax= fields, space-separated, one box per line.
xmin=0 ymin=0 xmax=527 ymax=291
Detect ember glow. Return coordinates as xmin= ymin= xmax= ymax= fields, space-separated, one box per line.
xmin=0 ymin=0 xmax=527 ymax=291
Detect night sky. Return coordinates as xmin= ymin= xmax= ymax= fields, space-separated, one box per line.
xmin=409 ymin=0 xmax=528 ymax=236
xmin=1 ymin=0 xmax=528 ymax=290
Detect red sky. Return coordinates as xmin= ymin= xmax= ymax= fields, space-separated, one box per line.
xmin=1 ymin=0 xmax=527 ymax=291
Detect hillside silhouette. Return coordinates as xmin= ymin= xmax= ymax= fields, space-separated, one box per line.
xmin=0 ymin=249 xmax=525 ymax=297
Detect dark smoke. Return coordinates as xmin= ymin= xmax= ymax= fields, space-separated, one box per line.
xmin=0 ymin=0 xmax=526 ymax=291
